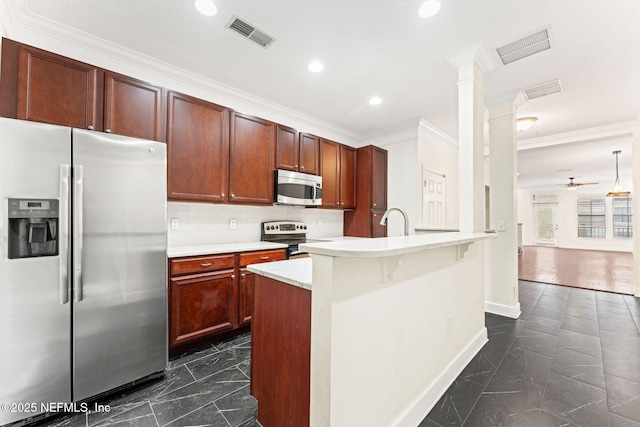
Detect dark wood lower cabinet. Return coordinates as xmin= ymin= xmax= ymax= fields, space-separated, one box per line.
xmin=169 ymin=270 xmax=236 ymax=347
xmin=252 ymin=275 xmax=311 ymax=427
xmin=239 ymin=268 xmax=254 ymax=326
xmin=168 ymin=248 xmax=286 ymax=354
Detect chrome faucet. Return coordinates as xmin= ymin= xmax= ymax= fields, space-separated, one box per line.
xmin=379 ymin=207 xmax=409 ymax=236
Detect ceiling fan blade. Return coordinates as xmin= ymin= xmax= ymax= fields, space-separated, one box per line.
xmin=575 ymin=182 xmax=599 ymax=186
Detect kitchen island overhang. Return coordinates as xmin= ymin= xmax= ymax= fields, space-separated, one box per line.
xmin=249 ymin=232 xmax=496 ymax=427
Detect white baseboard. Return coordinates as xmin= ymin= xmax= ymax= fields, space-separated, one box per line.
xmin=485 ymin=301 xmax=521 ymax=319
xmin=390 ymin=327 xmax=488 ymax=427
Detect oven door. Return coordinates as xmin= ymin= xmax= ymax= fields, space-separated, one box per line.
xmin=275 ymin=169 xmax=322 ymax=206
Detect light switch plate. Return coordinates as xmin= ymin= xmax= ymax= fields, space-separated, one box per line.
xmin=229 ymin=218 xmax=237 ymax=230
xmin=317 ymin=219 xmax=323 ymax=228
xmin=171 ymin=218 xmax=180 ymax=230
xmin=497 ymin=220 xmax=506 ymax=232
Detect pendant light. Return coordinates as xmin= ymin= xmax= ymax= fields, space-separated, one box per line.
xmin=606 ymin=150 xmax=630 ymax=197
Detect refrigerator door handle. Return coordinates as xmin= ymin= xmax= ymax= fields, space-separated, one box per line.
xmin=73 ymin=165 xmax=84 ymax=302
xmin=59 ymin=164 xmax=70 ymax=305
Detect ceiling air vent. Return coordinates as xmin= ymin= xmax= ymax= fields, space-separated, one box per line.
xmin=523 ymin=79 xmax=563 ymax=100
xmin=226 ymin=16 xmax=275 ymax=48
xmin=496 ymin=28 xmax=551 ymax=65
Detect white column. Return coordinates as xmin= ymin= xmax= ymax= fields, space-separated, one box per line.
xmin=484 ymin=94 xmax=526 ymax=318
xmin=633 ymin=132 xmax=640 ymax=297
xmin=451 ymin=51 xmax=491 ymax=233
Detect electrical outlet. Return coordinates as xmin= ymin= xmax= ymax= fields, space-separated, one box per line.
xmin=317 ymin=219 xmax=323 ymax=228
xmin=229 ymin=218 xmax=237 ymax=230
xmin=171 ymin=218 xmax=180 ymax=230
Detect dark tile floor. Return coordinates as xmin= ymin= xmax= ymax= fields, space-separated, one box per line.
xmin=30 ymin=333 xmax=259 ymax=427
xmin=422 ymin=280 xmax=640 ymax=427
xmin=28 ymin=280 xmax=640 ymax=427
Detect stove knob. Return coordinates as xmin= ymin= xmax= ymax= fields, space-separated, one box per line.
xmin=275 ymin=225 xmax=279 ymax=229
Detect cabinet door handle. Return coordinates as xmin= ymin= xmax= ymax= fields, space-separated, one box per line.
xmin=87 ymin=125 xmax=94 ymax=130
xmin=230 ymin=274 xmax=236 ymax=279
xmin=373 ymin=203 xmax=377 ymax=206
xmin=105 ymin=129 xmax=112 ymax=133
xmin=300 ymin=165 xmax=305 ymax=169
xmin=241 ymin=273 xmax=246 ymax=278
xmin=259 ymin=256 xmax=270 ymax=261
xmin=200 ymin=263 xmax=212 ymax=267
xmin=231 ymin=194 xmax=235 ymax=198
xmin=221 ymin=193 xmax=225 ymax=197
xmin=294 ymin=164 xmax=298 ymax=168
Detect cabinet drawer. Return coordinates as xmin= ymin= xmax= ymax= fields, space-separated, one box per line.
xmin=239 ymin=249 xmax=286 ymax=267
xmin=170 ymin=254 xmax=235 ymax=276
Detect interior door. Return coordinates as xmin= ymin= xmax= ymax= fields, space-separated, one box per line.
xmin=533 ymin=203 xmax=559 ymax=246
xmin=71 ymin=129 xmax=167 ymax=401
xmin=422 ymin=167 xmax=446 ymax=228
xmin=0 ymin=118 xmax=72 ymax=425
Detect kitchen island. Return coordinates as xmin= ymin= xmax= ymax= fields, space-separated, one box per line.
xmin=248 ymin=232 xmax=495 ymax=427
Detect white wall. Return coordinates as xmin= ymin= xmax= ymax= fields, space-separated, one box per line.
xmin=518 ymin=189 xmax=633 ymax=252
xmin=167 ymin=202 xmax=343 ymax=247
xmin=384 ymin=138 xmax=420 ymax=236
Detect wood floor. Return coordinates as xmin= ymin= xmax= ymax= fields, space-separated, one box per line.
xmin=518 ymin=246 xmax=634 ymax=295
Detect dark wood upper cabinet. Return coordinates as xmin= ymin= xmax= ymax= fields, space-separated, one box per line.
xmin=275 ymin=126 xmax=319 ymax=175
xmin=340 ymin=145 xmax=357 ymax=209
xmin=103 ymin=71 xmax=165 ymax=142
xmin=372 ymin=146 xmax=388 ymax=210
xmin=275 ymin=124 xmax=299 ymax=172
xmin=0 ymin=38 xmax=103 ymax=130
xmin=167 ymin=90 xmax=229 ymax=202
xmin=229 ymin=112 xmax=276 ymax=205
xmin=320 ymin=139 xmax=356 ymax=209
xmin=298 ymin=133 xmax=319 ymax=175
xmin=344 ymin=145 xmax=388 ymax=237
xmin=320 ymin=138 xmax=340 ymax=209
xmin=0 ymin=38 xmax=166 ymax=142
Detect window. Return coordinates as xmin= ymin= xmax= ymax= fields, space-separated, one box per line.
xmin=613 ymin=196 xmax=633 ymax=238
xmin=577 ymin=197 xmax=605 ymax=238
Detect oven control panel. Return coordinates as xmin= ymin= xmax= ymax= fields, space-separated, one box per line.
xmin=262 ymin=221 xmax=307 ymax=234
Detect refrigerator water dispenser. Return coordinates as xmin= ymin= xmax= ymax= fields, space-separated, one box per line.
xmin=8 ymin=197 xmax=59 ymax=259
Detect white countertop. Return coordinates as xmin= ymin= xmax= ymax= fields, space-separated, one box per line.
xmin=167 ymin=241 xmax=288 ymax=258
xmin=247 ymin=258 xmax=312 ymax=290
xmin=299 ymin=232 xmax=496 ymax=258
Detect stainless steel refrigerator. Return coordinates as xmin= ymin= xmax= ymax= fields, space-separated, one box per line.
xmin=0 ymin=117 xmax=167 ymax=425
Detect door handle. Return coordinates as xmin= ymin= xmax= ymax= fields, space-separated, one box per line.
xmin=73 ymin=165 xmax=84 ymax=302
xmin=59 ymin=165 xmax=70 ymax=305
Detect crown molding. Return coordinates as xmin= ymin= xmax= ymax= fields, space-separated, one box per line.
xmin=447 ymin=42 xmax=499 ymax=74
xmin=1 ymin=0 xmax=361 ymax=145
xmin=517 ymin=117 xmax=640 ymax=151
xmin=418 ymin=119 xmax=459 ymax=156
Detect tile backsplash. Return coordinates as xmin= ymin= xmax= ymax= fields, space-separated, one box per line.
xmin=167 ymin=202 xmax=344 ymax=247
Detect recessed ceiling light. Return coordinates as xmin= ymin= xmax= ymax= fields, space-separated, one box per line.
xmin=418 ymin=0 xmax=441 ymax=18
xmin=194 ymin=0 xmax=217 ymax=16
xmin=369 ymin=97 xmax=383 ymax=106
xmin=308 ymin=61 xmax=324 ymax=73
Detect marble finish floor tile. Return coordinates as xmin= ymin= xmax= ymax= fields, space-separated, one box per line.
xmin=28 ymin=281 xmax=639 ymax=427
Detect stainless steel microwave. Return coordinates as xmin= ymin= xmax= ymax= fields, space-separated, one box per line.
xmin=275 ymin=169 xmax=322 ymax=207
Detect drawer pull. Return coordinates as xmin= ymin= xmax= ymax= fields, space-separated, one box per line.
xmin=200 ymin=263 xmax=212 ymax=267
xmin=259 ymin=256 xmax=270 ymax=261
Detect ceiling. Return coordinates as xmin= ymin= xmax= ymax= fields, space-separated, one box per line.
xmin=2 ymin=0 xmax=639 ymax=191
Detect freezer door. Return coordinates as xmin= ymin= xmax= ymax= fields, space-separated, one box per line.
xmin=0 ymin=118 xmax=72 ymax=425
xmin=71 ymin=129 xmax=167 ymax=401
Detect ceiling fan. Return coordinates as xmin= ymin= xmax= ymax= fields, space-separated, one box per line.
xmin=561 ymin=177 xmax=598 ymax=189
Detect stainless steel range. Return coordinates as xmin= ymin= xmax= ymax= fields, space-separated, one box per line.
xmin=261 ymin=221 xmax=308 ymax=258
